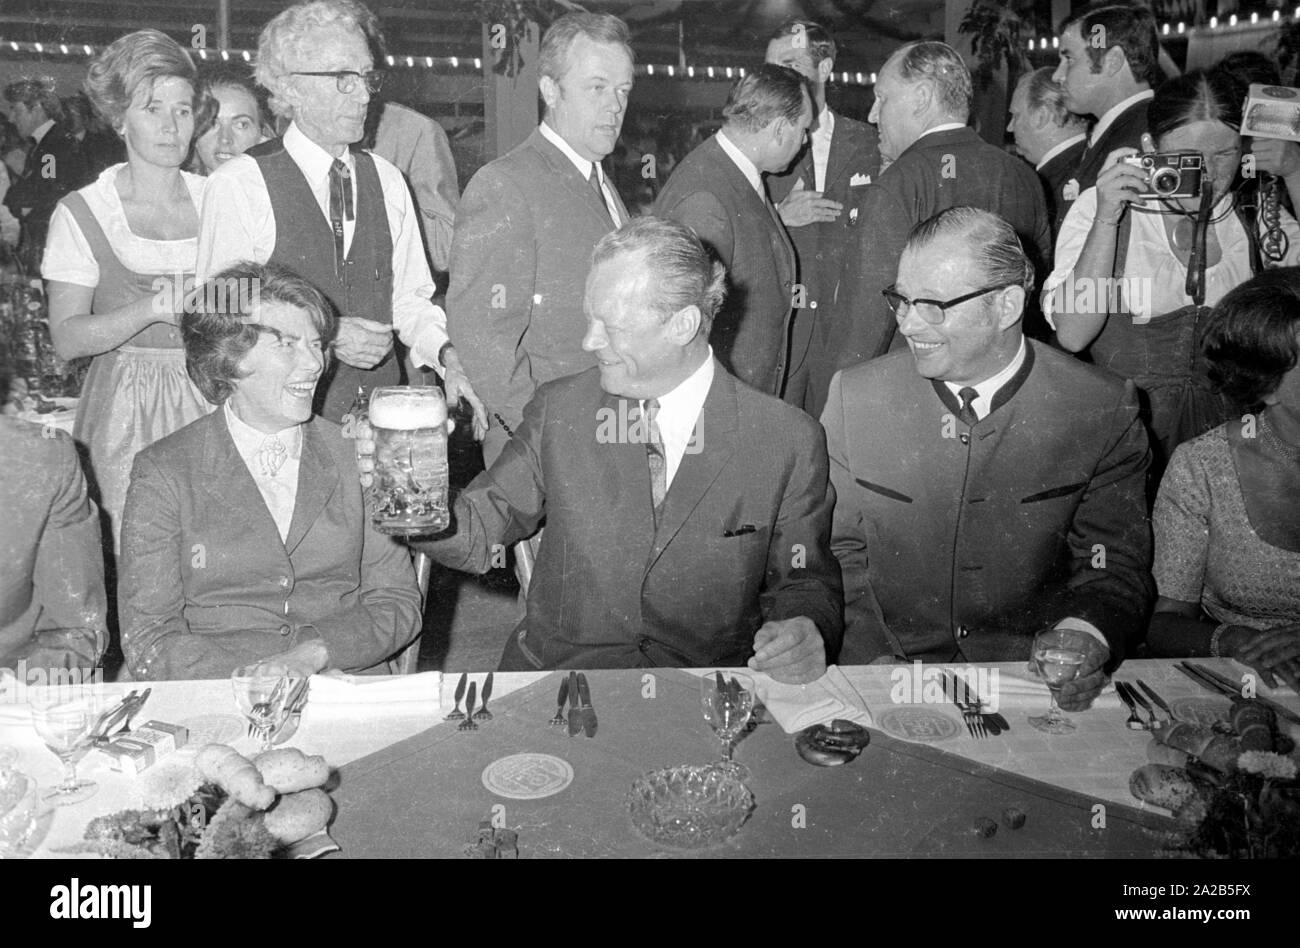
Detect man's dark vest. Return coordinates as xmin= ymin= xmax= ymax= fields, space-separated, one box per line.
xmin=248 ymin=139 xmax=399 ymax=422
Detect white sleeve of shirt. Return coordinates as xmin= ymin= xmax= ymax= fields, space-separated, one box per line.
xmin=1040 ymin=187 xmax=1098 ymax=330
xmin=41 ymin=202 xmax=99 ymax=286
xmin=195 ymin=155 xmax=275 ymax=283
xmin=375 ymin=155 xmax=449 ymax=373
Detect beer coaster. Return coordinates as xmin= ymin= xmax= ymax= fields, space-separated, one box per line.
xmin=1169 ymin=697 xmax=1231 ymax=727
xmin=876 ymin=707 xmax=960 ymax=743
xmin=481 ymin=753 xmax=574 ymax=800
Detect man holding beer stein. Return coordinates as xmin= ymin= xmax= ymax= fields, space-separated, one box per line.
xmin=119 ymin=262 xmax=422 ymax=680
xmin=359 ymin=217 xmax=842 ymax=682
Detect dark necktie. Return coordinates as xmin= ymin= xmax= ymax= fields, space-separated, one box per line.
xmin=957 ymin=386 xmax=979 ymax=427
xmin=639 ymin=398 xmax=666 ymax=516
xmin=588 ymin=163 xmax=613 ymax=224
xmin=329 ymin=158 xmax=354 ymax=271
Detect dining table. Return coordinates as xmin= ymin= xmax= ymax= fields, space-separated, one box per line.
xmin=2 ymin=659 xmax=1295 ymax=859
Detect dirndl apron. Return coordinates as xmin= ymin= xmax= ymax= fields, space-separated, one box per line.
xmin=61 ymin=193 xmax=213 ymax=552
xmin=1099 ymin=201 xmax=1236 ymax=481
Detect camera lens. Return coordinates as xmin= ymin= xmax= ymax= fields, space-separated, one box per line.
xmin=1152 ymin=167 xmax=1181 ymax=195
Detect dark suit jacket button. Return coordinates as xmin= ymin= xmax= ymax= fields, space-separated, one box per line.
xmin=957 ymin=626 xmax=970 ymax=638
xmin=279 ymin=624 xmax=292 ymax=636
xmin=959 ymin=433 xmax=971 ymax=445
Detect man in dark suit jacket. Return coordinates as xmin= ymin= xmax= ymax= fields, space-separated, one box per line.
xmin=1007 ymin=67 xmax=1087 ymax=228
xmin=0 ymin=417 xmax=107 ymax=674
xmin=3 ymin=80 xmax=88 ymax=264
xmin=448 ymin=12 xmax=633 ymax=464
xmin=826 ymin=207 xmax=1152 ymax=708
xmin=654 ymin=65 xmax=808 ymax=396
xmin=824 ymin=42 xmax=1052 ymax=382
xmin=402 ymin=218 xmax=840 ymax=680
xmin=764 ymin=19 xmax=883 ymax=418
xmin=1051 ymin=2 xmax=1158 ymax=228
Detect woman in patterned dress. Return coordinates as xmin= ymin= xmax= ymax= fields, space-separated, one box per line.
xmin=1149 ymin=269 xmax=1300 ymax=692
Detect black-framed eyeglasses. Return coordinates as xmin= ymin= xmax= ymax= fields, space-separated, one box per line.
xmin=881 ymin=283 xmax=1012 ymax=324
xmin=289 ymin=69 xmax=386 ymax=94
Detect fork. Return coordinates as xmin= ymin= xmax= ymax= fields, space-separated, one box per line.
xmin=1114 ymin=682 xmax=1150 ymax=730
xmin=944 ymin=672 xmax=987 ymax=739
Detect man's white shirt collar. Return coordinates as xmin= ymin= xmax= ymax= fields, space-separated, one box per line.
xmin=539 ymin=120 xmax=599 ymax=182
xmin=943 ymin=335 xmax=1027 ymax=421
xmin=812 ymin=106 xmax=835 ymax=142
xmin=30 ymin=119 xmax=54 ymax=145
xmin=643 ymin=349 xmax=715 ymax=486
xmin=1037 ymin=133 xmax=1086 ymax=171
xmin=715 ymin=130 xmax=765 ymax=198
xmin=284 ymin=121 xmax=355 ymax=183
xmin=919 ymin=122 xmax=968 ymax=141
xmin=539 ymin=121 xmax=618 ymax=223
xmin=1089 ymin=89 xmax=1154 ymax=147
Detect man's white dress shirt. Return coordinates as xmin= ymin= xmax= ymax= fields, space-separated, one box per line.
xmin=195 ymin=122 xmax=449 ymax=371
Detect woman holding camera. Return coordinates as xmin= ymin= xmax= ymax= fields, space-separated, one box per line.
xmin=1043 ymin=70 xmax=1300 ymax=478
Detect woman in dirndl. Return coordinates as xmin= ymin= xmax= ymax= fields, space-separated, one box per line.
xmin=1044 ymin=70 xmax=1300 ymax=489
xmin=42 ymin=29 xmax=213 ymax=550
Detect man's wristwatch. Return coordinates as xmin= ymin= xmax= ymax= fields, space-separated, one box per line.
xmin=437 ymin=341 xmax=454 ymax=369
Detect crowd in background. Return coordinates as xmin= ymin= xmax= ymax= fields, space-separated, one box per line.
xmin=0 ymin=1 xmax=1296 ymax=697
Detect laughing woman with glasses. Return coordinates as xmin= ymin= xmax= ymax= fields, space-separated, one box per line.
xmin=118 ymin=261 xmax=421 ymax=680
xmin=1043 ymin=70 xmax=1300 ymax=485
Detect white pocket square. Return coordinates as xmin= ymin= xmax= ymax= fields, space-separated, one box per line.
xmin=850 ymin=173 xmax=872 ymax=186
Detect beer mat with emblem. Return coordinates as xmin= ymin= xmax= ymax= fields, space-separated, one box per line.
xmin=329 ymin=669 xmax=1176 ymax=857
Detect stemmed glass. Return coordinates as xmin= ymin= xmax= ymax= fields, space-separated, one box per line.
xmin=232 ymin=664 xmax=290 ymax=751
xmin=29 ymin=689 xmax=101 ymax=806
xmin=700 ymin=671 xmax=755 ymax=778
xmin=1029 ymin=629 xmax=1088 ymax=734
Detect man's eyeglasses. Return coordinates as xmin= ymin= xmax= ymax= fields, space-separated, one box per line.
xmin=289 ymin=69 xmax=386 ymax=94
xmin=881 ymin=283 xmax=1012 ymax=324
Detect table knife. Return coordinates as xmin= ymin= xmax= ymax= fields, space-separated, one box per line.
xmin=1136 ymin=680 xmax=1175 ymax=720
xmin=1124 ymin=681 xmax=1157 ymax=721
xmin=1184 ymin=662 xmax=1300 ymax=726
xmin=576 ymin=673 xmax=597 ymax=738
xmin=567 ymin=671 xmax=582 ymax=737
xmin=1174 ymin=662 xmax=1236 ymax=698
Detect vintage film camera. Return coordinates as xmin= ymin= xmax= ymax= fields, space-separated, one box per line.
xmin=1119 ymin=151 xmax=1204 ymax=199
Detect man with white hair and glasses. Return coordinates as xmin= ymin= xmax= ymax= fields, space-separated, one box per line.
xmin=196 ymin=0 xmax=483 ymax=427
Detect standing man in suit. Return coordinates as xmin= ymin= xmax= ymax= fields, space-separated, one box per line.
xmin=764 ymin=19 xmax=882 ymax=418
xmin=654 ymin=65 xmax=808 ymax=395
xmin=825 ymin=207 xmax=1152 ymax=707
xmin=1007 ymin=67 xmax=1087 ymax=229
xmin=1052 ymin=2 xmax=1159 ymax=228
xmin=448 ymin=11 xmax=633 ymax=465
xmin=2 ymin=79 xmax=88 ymax=268
xmin=196 ymin=0 xmax=482 ymax=427
xmin=368 ymin=218 xmax=841 ymax=679
xmin=828 ymin=42 xmax=1052 ymax=368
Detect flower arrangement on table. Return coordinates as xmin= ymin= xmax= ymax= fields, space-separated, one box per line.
xmin=57 ymin=744 xmax=336 ymax=859
xmin=1129 ymin=699 xmax=1300 ymax=858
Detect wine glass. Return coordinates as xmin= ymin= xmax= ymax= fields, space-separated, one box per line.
xmin=700 ymin=671 xmax=755 ymax=778
xmin=1029 ymin=630 xmax=1088 ymax=734
xmin=232 ymin=664 xmax=290 ymax=750
xmin=29 ymin=689 xmax=101 ymax=806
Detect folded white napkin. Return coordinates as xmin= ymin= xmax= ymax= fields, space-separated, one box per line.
xmin=754 ymin=666 xmax=874 ymax=734
xmin=973 ymin=669 xmax=1123 ymax=711
xmin=303 ymin=671 xmax=442 ymax=718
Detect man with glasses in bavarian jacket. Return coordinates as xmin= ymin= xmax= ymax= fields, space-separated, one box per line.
xmin=824 ymin=207 xmax=1153 ymax=710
